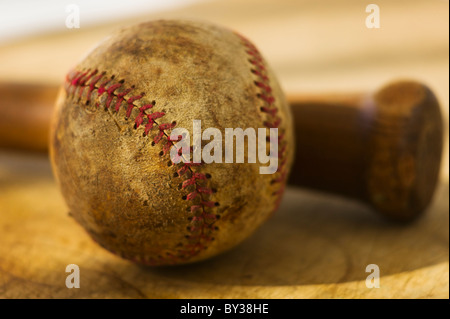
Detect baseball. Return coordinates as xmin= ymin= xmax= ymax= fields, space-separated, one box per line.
xmin=50 ymin=20 xmax=293 ymax=265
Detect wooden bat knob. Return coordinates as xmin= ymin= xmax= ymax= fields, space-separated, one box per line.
xmin=288 ymin=80 xmax=444 ymax=221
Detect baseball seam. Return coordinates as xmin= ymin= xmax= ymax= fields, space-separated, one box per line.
xmin=236 ymin=33 xmax=288 ymax=209
xmin=65 ymin=69 xmax=219 ymax=265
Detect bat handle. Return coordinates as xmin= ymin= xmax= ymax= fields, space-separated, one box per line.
xmin=288 ymin=80 xmax=444 ymax=221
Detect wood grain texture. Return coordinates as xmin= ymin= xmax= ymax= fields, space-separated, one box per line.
xmin=0 ymin=0 xmax=448 ymax=298
xmin=0 ymin=151 xmax=448 ymax=298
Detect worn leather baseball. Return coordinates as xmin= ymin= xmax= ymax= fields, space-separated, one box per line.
xmin=50 ymin=20 xmax=293 ymax=265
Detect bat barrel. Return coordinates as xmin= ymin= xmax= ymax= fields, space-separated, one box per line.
xmin=0 ymin=82 xmax=57 ymax=152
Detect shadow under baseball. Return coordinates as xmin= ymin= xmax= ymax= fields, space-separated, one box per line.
xmin=146 ymin=182 xmax=449 ymax=286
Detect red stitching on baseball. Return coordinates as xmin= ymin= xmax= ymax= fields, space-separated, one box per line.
xmin=64 ymin=68 xmax=218 ymax=265
xmin=236 ymin=32 xmax=288 ymax=208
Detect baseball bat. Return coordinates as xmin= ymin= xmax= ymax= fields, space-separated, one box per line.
xmin=0 ymin=80 xmax=444 ymax=220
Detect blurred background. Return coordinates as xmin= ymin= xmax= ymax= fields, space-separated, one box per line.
xmin=0 ymin=0 xmax=448 ymax=298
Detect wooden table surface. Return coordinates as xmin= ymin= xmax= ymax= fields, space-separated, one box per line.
xmin=0 ymin=0 xmax=448 ymax=298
